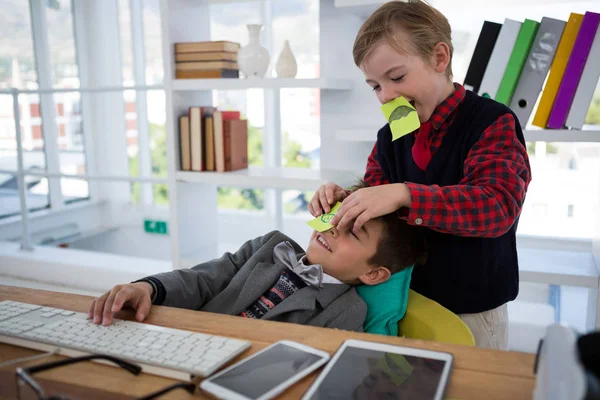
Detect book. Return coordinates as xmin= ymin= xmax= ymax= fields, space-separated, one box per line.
xmin=175 ymin=70 xmax=240 ymax=79
xmin=478 ymin=19 xmax=523 ymax=100
xmin=566 ymin=15 xmax=600 ymax=129
xmin=221 ymin=111 xmax=241 ymax=120
xmin=179 ymin=116 xmax=191 ymax=171
xmin=213 ymin=111 xmax=225 ymax=172
xmin=509 ymin=17 xmax=566 ymax=128
xmin=463 ymin=21 xmax=502 ymax=93
xmin=213 ymin=111 xmax=243 ymax=172
xmin=532 ymin=13 xmax=585 ymax=128
xmin=175 ymin=61 xmax=239 ymax=71
xmin=495 ymin=19 xmax=540 ymax=105
xmin=189 ymin=107 xmax=203 ymax=171
xmin=205 ymin=116 xmax=215 ymax=171
xmin=175 ymin=52 xmax=239 ymax=62
xmin=224 ymin=119 xmax=248 ymax=172
xmin=174 ymin=41 xmax=240 ymax=53
xmin=548 ymin=11 xmax=600 ymax=129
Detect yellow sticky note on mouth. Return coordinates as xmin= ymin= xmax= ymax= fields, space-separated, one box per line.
xmin=381 ymin=96 xmax=420 ymax=141
xmin=307 ymin=202 xmax=342 ymax=232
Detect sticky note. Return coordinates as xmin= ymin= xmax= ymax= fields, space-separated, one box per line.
xmin=307 ymin=202 xmax=342 ymax=232
xmin=380 ymin=96 xmax=420 ymax=141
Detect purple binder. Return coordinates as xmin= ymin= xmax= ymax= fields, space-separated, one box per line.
xmin=547 ymin=11 xmax=600 ymax=129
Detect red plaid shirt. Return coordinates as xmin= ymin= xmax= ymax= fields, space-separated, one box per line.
xmin=364 ymin=84 xmax=532 ymax=238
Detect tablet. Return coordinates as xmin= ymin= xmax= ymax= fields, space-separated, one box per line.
xmin=201 ymin=340 xmax=330 ymax=400
xmin=302 ymin=339 xmax=453 ymax=400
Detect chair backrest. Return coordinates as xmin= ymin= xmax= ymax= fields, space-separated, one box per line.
xmin=398 ymin=289 xmax=475 ymax=346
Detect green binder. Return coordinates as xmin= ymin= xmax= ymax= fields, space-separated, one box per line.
xmin=495 ymin=19 xmax=540 ymax=105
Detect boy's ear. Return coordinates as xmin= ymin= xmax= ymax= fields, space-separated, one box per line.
xmin=432 ymin=41 xmax=451 ymax=75
xmin=358 ymin=266 xmax=391 ymax=286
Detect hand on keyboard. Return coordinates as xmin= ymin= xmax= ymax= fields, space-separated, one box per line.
xmin=89 ymin=282 xmax=154 ymax=326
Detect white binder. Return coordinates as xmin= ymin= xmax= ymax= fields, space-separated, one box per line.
xmin=510 ymin=17 xmax=566 ymax=128
xmin=565 ymin=21 xmax=600 ymax=129
xmin=478 ymin=19 xmax=523 ymax=100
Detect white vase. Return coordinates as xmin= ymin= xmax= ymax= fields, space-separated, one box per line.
xmin=275 ymin=40 xmax=298 ymax=78
xmin=237 ymin=24 xmax=270 ymax=79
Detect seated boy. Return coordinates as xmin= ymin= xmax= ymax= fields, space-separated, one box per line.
xmin=89 ymin=182 xmax=425 ymax=332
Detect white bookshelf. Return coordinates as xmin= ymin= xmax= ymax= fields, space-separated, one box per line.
xmin=176 ymin=167 xmax=360 ymax=191
xmin=160 ymin=0 xmax=366 ymax=266
xmin=171 ymin=78 xmax=353 ymax=91
xmin=334 ymin=128 xmax=600 ymax=143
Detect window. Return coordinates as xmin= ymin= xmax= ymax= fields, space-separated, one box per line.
xmin=118 ymin=0 xmax=166 ymax=206
xmin=567 ymin=204 xmax=574 ymax=218
xmin=0 ymin=1 xmax=49 ymax=218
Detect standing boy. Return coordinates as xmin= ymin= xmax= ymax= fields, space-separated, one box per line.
xmin=309 ymin=0 xmax=531 ymax=349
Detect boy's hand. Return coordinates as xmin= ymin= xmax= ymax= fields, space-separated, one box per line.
xmin=308 ymin=182 xmax=348 ymax=217
xmin=331 ymin=183 xmax=411 ymax=232
xmin=88 ymin=282 xmax=153 ymax=326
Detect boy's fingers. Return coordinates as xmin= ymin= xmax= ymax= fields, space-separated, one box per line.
xmin=111 ymin=288 xmax=133 ymax=314
xmin=331 ymin=196 xmax=355 ymax=226
xmin=135 ymin=296 xmax=151 ymax=322
xmin=309 ymin=196 xmax=322 ymax=217
xmin=325 ymin=183 xmax=337 ymax=204
xmin=93 ymin=293 xmax=108 ymax=324
xmin=336 ymin=204 xmax=363 ymax=231
xmin=353 ymin=211 xmax=372 ymax=232
xmin=318 ymin=190 xmax=330 ymax=213
xmin=102 ymin=288 xmax=121 ymax=326
xmin=88 ymin=299 xmax=96 ymax=320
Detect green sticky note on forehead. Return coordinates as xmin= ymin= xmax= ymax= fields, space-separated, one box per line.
xmin=307 ymin=202 xmax=342 ymax=232
xmin=381 ymin=96 xmax=421 ymax=141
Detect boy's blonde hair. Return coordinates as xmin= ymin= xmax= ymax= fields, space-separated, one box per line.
xmin=352 ymin=0 xmax=454 ymax=80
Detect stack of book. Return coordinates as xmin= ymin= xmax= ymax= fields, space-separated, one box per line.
xmin=174 ymin=41 xmax=241 ymax=79
xmin=463 ymin=11 xmax=600 ymax=130
xmin=179 ymin=107 xmax=248 ymax=173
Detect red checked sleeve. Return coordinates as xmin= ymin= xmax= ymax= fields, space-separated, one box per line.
xmin=405 ymin=113 xmax=531 ymax=238
xmin=363 ymin=143 xmax=390 ymax=186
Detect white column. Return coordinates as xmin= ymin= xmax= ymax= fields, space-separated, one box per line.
xmin=71 ymin=0 xmax=98 ymax=201
xmin=261 ymin=0 xmax=283 ymax=231
xmin=79 ymin=0 xmax=130 ymax=211
xmin=130 ymin=0 xmax=154 ymax=205
xmin=29 ymin=0 xmax=63 ymax=211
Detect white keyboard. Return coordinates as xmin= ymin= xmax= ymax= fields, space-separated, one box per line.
xmin=0 ymin=300 xmax=251 ymax=381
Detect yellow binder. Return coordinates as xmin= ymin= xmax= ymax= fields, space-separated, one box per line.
xmin=532 ymin=13 xmax=584 ymax=128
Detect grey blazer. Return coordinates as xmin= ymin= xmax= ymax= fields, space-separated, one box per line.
xmin=146 ymin=230 xmax=367 ymax=332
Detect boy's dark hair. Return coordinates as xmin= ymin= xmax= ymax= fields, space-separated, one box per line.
xmin=350 ymin=180 xmax=427 ymax=273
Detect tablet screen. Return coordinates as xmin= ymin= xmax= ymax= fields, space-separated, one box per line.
xmin=209 ymin=343 xmax=325 ymax=399
xmin=305 ymin=346 xmax=448 ymax=400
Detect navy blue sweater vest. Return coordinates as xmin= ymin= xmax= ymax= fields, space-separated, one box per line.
xmin=376 ymin=90 xmax=525 ymax=314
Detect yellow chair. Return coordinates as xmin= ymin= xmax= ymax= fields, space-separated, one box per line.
xmin=398 ymin=289 xmax=475 ymax=346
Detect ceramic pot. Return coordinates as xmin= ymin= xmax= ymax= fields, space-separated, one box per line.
xmin=237 ymin=24 xmax=270 ymax=78
xmin=275 ymin=40 xmax=298 ymax=78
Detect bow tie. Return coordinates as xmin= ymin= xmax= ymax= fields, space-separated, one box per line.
xmin=273 ymin=241 xmax=324 ymax=288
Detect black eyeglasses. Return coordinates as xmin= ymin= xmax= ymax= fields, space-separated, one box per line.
xmin=15 ymin=354 xmax=196 ymax=400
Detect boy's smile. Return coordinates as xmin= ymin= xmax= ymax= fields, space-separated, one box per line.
xmin=315 ymin=233 xmax=331 ymax=252
xmin=305 ymin=220 xmax=386 ymax=285
xmin=360 ymin=38 xmax=455 ymax=124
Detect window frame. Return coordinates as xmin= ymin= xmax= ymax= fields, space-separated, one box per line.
xmin=0 ymin=0 xmax=166 ymax=250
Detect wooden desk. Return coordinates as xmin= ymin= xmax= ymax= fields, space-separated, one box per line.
xmin=0 ymin=285 xmax=536 ymax=399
